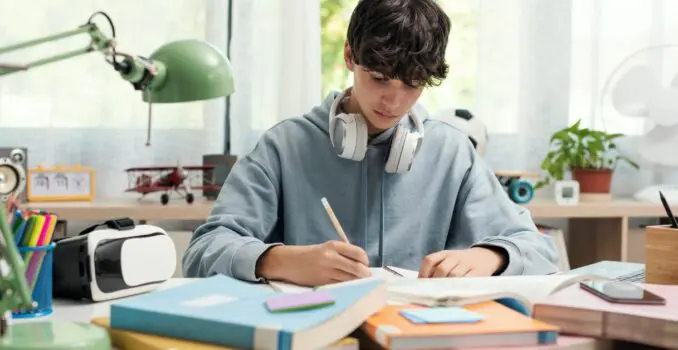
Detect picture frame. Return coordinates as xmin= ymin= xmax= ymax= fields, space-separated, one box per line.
xmin=27 ymin=165 xmax=95 ymax=202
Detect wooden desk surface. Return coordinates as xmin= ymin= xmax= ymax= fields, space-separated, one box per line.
xmin=525 ymin=198 xmax=669 ymax=218
xmin=20 ymin=198 xmax=214 ymax=221
xmin=18 ymin=197 xmax=671 ymax=221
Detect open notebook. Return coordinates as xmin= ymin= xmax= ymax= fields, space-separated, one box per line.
xmin=268 ymin=267 xmax=607 ymax=316
xmin=385 ymin=274 xmax=610 ymax=315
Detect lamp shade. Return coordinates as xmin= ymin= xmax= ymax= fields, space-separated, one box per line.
xmin=142 ymin=39 xmax=234 ymax=103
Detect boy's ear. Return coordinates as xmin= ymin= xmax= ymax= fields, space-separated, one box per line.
xmin=344 ymin=41 xmax=355 ymax=72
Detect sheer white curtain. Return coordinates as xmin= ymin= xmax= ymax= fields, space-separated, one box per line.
xmin=470 ymin=0 xmax=674 ymax=197
xmin=472 ymin=0 xmax=574 ymax=196
xmin=569 ymin=0 xmax=678 ymax=194
xmin=0 ymin=1 xmax=228 ymax=198
xmin=228 ymin=0 xmax=322 ymax=156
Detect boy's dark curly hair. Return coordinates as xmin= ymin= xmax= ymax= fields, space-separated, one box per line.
xmin=346 ymin=0 xmax=451 ymax=88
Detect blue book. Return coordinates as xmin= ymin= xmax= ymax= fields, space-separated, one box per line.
xmin=110 ymin=275 xmax=386 ymax=349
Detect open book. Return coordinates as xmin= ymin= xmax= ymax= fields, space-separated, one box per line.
xmin=386 ymin=273 xmax=608 ymax=315
xmin=268 ymin=267 xmax=609 ymax=316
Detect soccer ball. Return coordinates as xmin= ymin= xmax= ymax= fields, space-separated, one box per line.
xmin=433 ymin=108 xmax=488 ymax=156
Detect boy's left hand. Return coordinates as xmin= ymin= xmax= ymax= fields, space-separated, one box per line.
xmin=418 ymin=247 xmax=505 ymax=278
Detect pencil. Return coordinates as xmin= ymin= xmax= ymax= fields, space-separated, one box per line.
xmin=659 ymin=191 xmax=678 ymax=228
xmin=383 ymin=265 xmax=404 ymax=277
xmin=321 ymin=197 xmax=350 ymax=244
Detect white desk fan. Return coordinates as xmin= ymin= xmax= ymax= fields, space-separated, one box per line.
xmin=604 ymin=45 xmax=678 ymax=203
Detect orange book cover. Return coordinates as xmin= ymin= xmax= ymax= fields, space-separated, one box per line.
xmin=92 ymin=317 xmax=231 ymax=350
xmin=91 ymin=317 xmax=359 ymax=350
xmin=361 ymin=302 xmax=559 ymax=349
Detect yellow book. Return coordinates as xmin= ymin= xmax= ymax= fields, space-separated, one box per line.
xmin=91 ymin=317 xmax=358 ymax=350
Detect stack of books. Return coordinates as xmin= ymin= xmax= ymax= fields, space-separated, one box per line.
xmin=98 ymin=269 xmax=569 ymax=349
xmin=92 ymin=263 xmax=675 ymax=349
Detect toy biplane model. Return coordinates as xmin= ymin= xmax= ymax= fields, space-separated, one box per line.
xmin=124 ymin=164 xmax=219 ymax=204
xmin=495 ymin=171 xmax=538 ymax=204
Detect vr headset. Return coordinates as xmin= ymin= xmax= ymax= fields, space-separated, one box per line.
xmin=53 ymin=217 xmax=176 ymax=302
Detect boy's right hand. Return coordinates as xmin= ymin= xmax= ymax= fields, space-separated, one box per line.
xmin=256 ymin=241 xmax=371 ymax=287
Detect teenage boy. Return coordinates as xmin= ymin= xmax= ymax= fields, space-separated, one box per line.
xmin=182 ymin=0 xmax=559 ymax=287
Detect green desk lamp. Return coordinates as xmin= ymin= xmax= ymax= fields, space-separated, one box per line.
xmin=0 ymin=11 xmax=235 ymax=350
xmin=0 ymin=11 xmax=235 ymax=146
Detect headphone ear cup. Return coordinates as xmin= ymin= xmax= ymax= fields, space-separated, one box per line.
xmin=385 ymin=127 xmax=407 ymax=173
xmin=386 ymin=126 xmax=423 ymax=173
xmin=332 ymin=113 xmax=368 ymax=161
xmin=353 ymin=115 xmax=368 ymax=161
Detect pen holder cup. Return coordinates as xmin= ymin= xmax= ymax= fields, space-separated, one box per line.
xmin=12 ymin=242 xmax=56 ymax=318
xmin=645 ymin=225 xmax=678 ymax=285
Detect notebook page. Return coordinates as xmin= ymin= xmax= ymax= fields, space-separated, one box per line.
xmin=386 ymin=266 xmax=418 ymax=278
xmin=267 ymin=267 xmax=411 ymax=293
xmin=387 ymin=274 xmax=595 ymax=304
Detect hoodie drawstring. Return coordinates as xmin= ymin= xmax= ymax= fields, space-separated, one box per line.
xmin=362 ymin=146 xmax=387 ymax=267
xmin=361 ymin=159 xmax=368 ymax=251
xmin=379 ymin=171 xmax=385 ymax=267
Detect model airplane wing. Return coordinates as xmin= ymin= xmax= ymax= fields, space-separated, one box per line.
xmin=125 ymin=184 xmax=174 ymax=193
xmin=182 ymin=165 xmax=215 ymax=170
xmin=124 ymin=166 xmax=177 ymax=172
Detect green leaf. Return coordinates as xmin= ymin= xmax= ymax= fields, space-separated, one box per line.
xmin=536 ymin=119 xmax=640 ymax=186
xmin=618 ymin=155 xmax=640 ymax=170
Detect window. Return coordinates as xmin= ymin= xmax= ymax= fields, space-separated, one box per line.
xmin=0 ymin=1 xmax=222 ymax=129
xmin=569 ymin=0 xmax=669 ymax=136
xmin=320 ymin=0 xmax=479 ymax=120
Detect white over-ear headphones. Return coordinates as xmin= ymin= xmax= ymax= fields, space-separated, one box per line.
xmin=328 ymin=88 xmax=425 ymax=173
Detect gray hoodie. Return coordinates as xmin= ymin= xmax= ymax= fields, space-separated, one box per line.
xmin=182 ymin=91 xmax=560 ymax=281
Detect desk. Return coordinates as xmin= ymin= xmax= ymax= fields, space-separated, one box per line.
xmin=20 ymin=197 xmax=672 ymax=268
xmin=20 ymin=198 xmax=213 ymax=222
xmin=13 ymin=278 xmax=609 ymax=350
xmin=20 ymin=197 xmax=669 ymax=221
xmin=526 ymin=198 xmax=671 ymax=268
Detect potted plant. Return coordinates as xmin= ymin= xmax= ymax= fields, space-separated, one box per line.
xmin=535 ymin=119 xmax=639 ymax=194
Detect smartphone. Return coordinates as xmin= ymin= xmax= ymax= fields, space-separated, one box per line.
xmin=580 ymin=280 xmax=666 ymax=305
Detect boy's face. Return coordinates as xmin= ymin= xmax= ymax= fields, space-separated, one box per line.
xmin=344 ymin=42 xmax=424 ymax=135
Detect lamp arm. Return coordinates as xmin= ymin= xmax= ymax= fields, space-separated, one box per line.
xmin=0 ymin=23 xmax=114 ymax=77
xmin=0 ymin=11 xmax=170 ymax=146
xmin=597 ymin=44 xmax=678 ymax=131
xmin=0 ymin=12 xmax=161 ymax=91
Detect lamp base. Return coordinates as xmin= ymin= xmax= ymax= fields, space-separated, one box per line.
xmin=0 ymin=320 xmax=111 ymax=350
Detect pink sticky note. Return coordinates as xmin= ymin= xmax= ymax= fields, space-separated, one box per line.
xmin=265 ymin=290 xmax=335 ymax=312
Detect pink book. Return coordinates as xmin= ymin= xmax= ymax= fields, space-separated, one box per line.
xmin=454 ymin=336 xmax=606 ymax=350
xmin=533 ymin=283 xmax=678 ymax=348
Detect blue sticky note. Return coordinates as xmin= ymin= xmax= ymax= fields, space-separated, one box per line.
xmin=399 ymin=307 xmax=484 ymax=324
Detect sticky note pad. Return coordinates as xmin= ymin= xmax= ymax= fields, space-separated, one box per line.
xmin=265 ymin=290 xmax=335 ymax=312
xmin=400 ymin=307 xmax=484 ymax=324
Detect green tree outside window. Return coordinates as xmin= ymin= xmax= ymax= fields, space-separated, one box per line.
xmin=320 ymin=0 xmax=477 ymax=113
